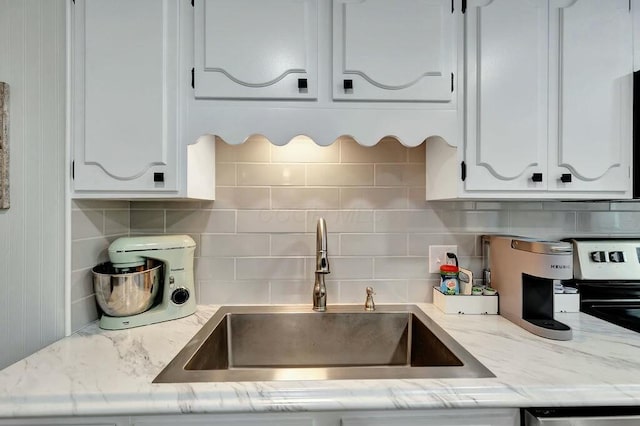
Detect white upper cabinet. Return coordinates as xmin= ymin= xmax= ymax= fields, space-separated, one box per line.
xmin=427 ymin=0 xmax=633 ymax=200
xmin=332 ymin=0 xmax=454 ymax=102
xmin=547 ymin=0 xmax=632 ymax=193
xmin=187 ymin=0 xmax=461 ymax=146
xmin=463 ymin=0 xmax=548 ymax=192
xmin=194 ymin=0 xmax=318 ymax=100
xmin=71 ymin=0 xmax=215 ymax=199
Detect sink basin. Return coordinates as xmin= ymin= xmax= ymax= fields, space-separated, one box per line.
xmin=154 ymin=305 xmax=494 ymax=382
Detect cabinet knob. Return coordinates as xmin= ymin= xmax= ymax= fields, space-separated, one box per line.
xmin=531 ymin=173 xmax=543 ymax=182
xmin=560 ymin=173 xmax=572 ymax=183
xmin=297 ymin=78 xmax=308 ymax=90
xmin=343 ymin=79 xmax=353 ymax=91
xmin=154 ymin=172 xmax=164 ymax=183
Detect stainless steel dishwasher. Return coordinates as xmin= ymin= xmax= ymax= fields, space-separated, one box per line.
xmin=524 ymin=407 xmax=640 ymax=425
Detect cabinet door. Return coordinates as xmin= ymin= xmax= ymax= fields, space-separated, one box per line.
xmin=548 ymin=0 xmax=633 ymax=193
xmin=341 ymin=408 xmax=519 ymax=426
xmin=194 ymin=0 xmax=318 ymax=100
xmin=332 ymin=0 xmax=454 ymax=102
xmin=464 ymin=0 xmax=549 ymax=192
xmin=72 ymin=0 xmax=179 ymax=193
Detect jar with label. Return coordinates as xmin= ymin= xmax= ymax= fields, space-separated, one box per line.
xmin=440 ymin=264 xmax=460 ymax=295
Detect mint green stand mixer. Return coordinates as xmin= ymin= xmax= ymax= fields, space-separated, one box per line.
xmin=92 ymin=235 xmax=197 ymax=330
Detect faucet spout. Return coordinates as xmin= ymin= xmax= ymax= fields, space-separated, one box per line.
xmin=313 ymin=217 xmax=329 ymax=311
xmin=316 ymin=217 xmax=329 ymax=273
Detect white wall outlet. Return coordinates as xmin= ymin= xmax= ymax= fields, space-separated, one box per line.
xmin=429 ymin=245 xmax=458 ymax=273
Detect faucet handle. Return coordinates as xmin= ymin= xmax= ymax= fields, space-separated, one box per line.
xmin=364 ymin=287 xmax=375 ymax=311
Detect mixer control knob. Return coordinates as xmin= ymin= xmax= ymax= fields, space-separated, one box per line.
xmin=171 ymin=288 xmax=190 ymax=305
xmin=608 ymin=251 xmax=625 ymax=263
xmin=590 ymin=251 xmax=606 ymax=262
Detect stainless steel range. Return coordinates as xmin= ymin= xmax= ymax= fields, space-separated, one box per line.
xmin=569 ymin=238 xmax=640 ymax=333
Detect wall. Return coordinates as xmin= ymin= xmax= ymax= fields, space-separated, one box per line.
xmin=0 ymin=0 xmax=66 ymax=369
xmin=70 ymin=136 xmax=640 ymax=329
xmin=124 ymin=137 xmax=640 ymax=307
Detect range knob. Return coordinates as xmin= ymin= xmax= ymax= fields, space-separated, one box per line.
xmin=590 ymin=251 xmax=606 ymax=262
xmin=171 ymin=288 xmax=190 ymax=305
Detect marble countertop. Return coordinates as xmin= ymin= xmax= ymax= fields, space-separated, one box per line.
xmin=1 ymin=303 xmax=640 ymax=418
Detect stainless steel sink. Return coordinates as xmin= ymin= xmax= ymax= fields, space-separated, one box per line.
xmin=154 ymin=305 xmax=494 ymax=382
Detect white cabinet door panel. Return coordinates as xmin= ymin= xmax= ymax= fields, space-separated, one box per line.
xmin=464 ymin=0 xmax=548 ymax=191
xmin=548 ymin=0 xmax=632 ymax=193
xmin=341 ymin=408 xmax=519 ymax=426
xmin=333 ymin=0 xmax=454 ymax=101
xmin=195 ymin=0 xmax=318 ymax=100
xmin=74 ymin=0 xmax=179 ymax=192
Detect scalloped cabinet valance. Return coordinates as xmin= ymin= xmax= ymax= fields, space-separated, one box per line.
xmin=186 ymin=0 xmax=461 ymax=148
xmin=70 ymin=0 xmax=634 ymax=200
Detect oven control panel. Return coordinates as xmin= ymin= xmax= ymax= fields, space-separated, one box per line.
xmin=572 ymin=239 xmax=640 ymax=280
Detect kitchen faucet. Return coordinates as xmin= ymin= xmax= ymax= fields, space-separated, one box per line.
xmin=313 ymin=217 xmax=329 ymax=311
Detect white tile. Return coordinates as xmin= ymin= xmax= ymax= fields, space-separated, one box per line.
xmin=322 ymin=257 xmax=374 ymax=280
xmin=71 ymin=237 xmax=111 ymax=271
xmin=166 ymin=210 xmax=236 ymax=234
xmin=238 ymin=164 xmax=305 ymax=186
xmin=215 ymin=163 xmax=236 ymax=186
xmin=198 ymin=280 xmax=270 ymax=305
xmin=212 ymin=187 xmax=270 ymax=210
xmin=271 ymin=234 xmax=339 ymax=257
xmin=510 ymin=211 xmax=576 ymax=238
xmin=306 ymin=211 xmax=374 ymax=233
xmin=375 ymin=164 xmax=424 ymax=186
xmin=271 ymin=187 xmax=340 ymax=210
xmin=339 ymin=280 xmax=408 ymax=303
xmin=341 ymin=138 xmax=407 ymax=163
xmin=577 ymin=211 xmax=640 ymax=234
xmin=408 ymin=279 xmax=439 ymax=303
xmin=440 ymin=210 xmax=510 ymax=233
xmin=236 ymin=257 xmax=306 ymax=280
xmin=200 ymin=234 xmax=270 ymax=257
xmin=71 ymin=268 xmax=94 ymax=302
xmin=72 ymin=200 xmax=129 ymax=210
xmin=130 ymin=210 xmax=165 ymax=234
xmin=340 ymin=234 xmax=407 ymax=256
xmin=237 ymin=210 xmax=306 ymax=233
xmin=130 ymin=201 xmax=201 ymax=209
xmin=104 ymin=210 xmax=129 ymax=236
xmin=269 ymin=280 xmax=318 ymax=304
xmin=195 ymin=257 xmax=235 ymax=281
xmin=374 ymin=257 xmax=428 ymax=280
xmin=70 ymin=296 xmax=99 ymax=333
xmin=610 ymin=201 xmax=640 ymax=211
xmin=543 ymin=201 xmax=610 ymax=211
xmin=71 ymin=209 xmax=104 ymax=240
xmin=307 ymin=164 xmax=374 ymax=186
xmin=216 ymin=136 xmax=271 ymax=162
xmin=408 ymin=234 xmax=478 ymax=257
xmin=375 ymin=210 xmax=441 ymax=233
xmin=406 ymin=142 xmax=426 ymax=163
xmin=341 ymin=188 xmax=407 ymax=209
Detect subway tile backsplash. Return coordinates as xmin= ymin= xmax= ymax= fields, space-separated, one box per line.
xmin=70 ymin=200 xmax=129 ymax=332
xmin=71 ymin=136 xmax=640 ymax=330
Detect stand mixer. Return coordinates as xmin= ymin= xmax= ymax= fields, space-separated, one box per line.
xmin=92 ymin=235 xmax=197 ymax=330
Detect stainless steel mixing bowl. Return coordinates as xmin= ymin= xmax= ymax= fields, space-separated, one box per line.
xmin=92 ymin=259 xmax=162 ymax=317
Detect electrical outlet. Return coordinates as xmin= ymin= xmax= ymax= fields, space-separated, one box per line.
xmin=429 ymin=245 xmax=458 ymax=273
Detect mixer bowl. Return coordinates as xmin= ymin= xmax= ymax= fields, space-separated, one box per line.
xmin=92 ymin=259 xmax=162 ymax=317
